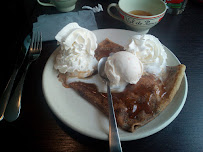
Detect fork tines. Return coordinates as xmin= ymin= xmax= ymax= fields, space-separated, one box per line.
xmin=30 ymin=32 xmax=42 ymax=52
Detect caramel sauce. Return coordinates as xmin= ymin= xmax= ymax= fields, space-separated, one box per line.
xmin=111 ymin=75 xmax=166 ymax=119
xmin=71 ymin=74 xmax=167 ymax=119
xmin=94 ymin=39 xmax=125 ymax=61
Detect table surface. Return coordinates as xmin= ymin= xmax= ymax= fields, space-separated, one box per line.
xmin=1 ymin=0 xmax=203 ymax=152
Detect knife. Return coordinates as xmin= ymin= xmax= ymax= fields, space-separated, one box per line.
xmin=0 ymin=34 xmax=31 ymax=121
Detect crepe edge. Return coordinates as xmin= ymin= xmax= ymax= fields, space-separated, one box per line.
xmin=129 ymin=64 xmax=186 ymax=132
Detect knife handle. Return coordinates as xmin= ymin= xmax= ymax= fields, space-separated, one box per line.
xmin=0 ymin=68 xmax=18 ymax=121
xmin=4 ymin=64 xmax=30 ymax=122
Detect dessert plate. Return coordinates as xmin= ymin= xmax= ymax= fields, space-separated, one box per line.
xmin=42 ymin=29 xmax=188 ymax=141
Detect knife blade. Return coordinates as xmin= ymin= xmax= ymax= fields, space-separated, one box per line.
xmin=0 ymin=34 xmax=31 ymax=120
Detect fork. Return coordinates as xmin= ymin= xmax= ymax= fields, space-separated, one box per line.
xmin=4 ymin=32 xmax=42 ymax=122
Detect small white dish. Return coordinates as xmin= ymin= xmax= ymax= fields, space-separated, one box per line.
xmin=42 ymin=29 xmax=188 ymax=141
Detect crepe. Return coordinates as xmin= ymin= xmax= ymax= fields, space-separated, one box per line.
xmin=68 ymin=39 xmax=186 ymax=132
xmin=94 ymin=38 xmax=125 ymax=61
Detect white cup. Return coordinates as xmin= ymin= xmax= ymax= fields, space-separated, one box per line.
xmin=37 ymin=0 xmax=77 ymax=12
xmin=107 ymin=0 xmax=167 ymax=33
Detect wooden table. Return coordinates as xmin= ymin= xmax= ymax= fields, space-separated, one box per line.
xmin=1 ymin=0 xmax=203 ymax=151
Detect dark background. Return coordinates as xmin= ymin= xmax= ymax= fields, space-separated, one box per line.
xmin=1 ymin=0 xmax=203 ymax=151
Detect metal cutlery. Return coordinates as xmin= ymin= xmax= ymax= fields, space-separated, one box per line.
xmin=4 ymin=32 xmax=42 ymax=122
xmin=0 ymin=34 xmax=31 ymax=121
xmin=98 ymin=57 xmax=122 ymax=152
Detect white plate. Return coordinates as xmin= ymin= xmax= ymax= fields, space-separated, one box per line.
xmin=42 ymin=29 xmax=188 ymax=141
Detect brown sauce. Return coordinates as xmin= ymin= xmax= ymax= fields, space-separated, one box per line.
xmin=58 ymin=64 xmax=166 ymax=119
xmin=94 ymin=39 xmax=125 ymax=61
xmin=111 ymin=75 xmax=166 ymax=119
xmin=69 ymin=74 xmax=166 ymax=119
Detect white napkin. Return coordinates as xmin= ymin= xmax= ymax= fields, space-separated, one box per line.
xmin=33 ymin=10 xmax=98 ymax=41
xmin=82 ymin=4 xmax=103 ymax=13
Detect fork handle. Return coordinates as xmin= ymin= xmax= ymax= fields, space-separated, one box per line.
xmin=4 ymin=64 xmax=30 ymax=122
xmin=0 ymin=68 xmax=18 ymax=121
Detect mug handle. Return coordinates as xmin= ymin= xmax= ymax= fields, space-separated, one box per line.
xmin=107 ymin=3 xmax=123 ymax=22
xmin=37 ymin=0 xmax=55 ymax=7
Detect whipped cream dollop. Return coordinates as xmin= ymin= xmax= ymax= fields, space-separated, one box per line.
xmin=54 ymin=22 xmax=98 ymax=78
xmin=126 ymin=34 xmax=167 ymax=76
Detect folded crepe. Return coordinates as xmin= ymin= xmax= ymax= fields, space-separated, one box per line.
xmin=68 ymin=39 xmax=186 ymax=132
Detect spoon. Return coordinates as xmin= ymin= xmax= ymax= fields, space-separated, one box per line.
xmin=98 ymin=57 xmax=122 ymax=152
